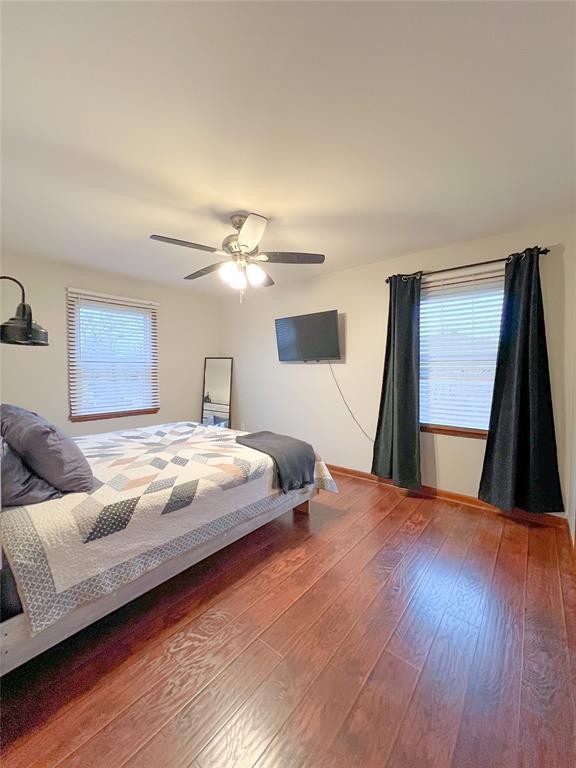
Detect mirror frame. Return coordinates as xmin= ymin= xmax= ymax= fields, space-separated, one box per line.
xmin=201 ymin=356 xmax=233 ymax=429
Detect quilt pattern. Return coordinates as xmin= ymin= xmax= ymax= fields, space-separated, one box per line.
xmin=1 ymin=422 xmax=336 ymax=634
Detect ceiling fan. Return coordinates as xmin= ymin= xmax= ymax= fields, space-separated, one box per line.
xmin=150 ymin=213 xmax=325 ymax=291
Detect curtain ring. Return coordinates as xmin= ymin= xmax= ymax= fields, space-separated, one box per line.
xmin=507 ymin=250 xmax=529 ymax=264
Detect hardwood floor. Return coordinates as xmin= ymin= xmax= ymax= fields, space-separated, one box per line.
xmin=1 ymin=472 xmax=575 ymax=768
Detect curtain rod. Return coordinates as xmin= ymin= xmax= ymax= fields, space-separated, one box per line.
xmin=384 ymin=246 xmax=550 ymax=284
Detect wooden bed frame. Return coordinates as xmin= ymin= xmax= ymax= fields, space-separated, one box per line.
xmin=0 ymin=491 xmax=314 ymax=675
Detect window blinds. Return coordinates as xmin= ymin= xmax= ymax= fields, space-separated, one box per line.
xmin=67 ymin=289 xmax=159 ymax=420
xmin=419 ymin=274 xmax=504 ymax=431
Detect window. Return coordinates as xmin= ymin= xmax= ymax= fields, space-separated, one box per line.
xmin=419 ymin=273 xmax=504 ymax=434
xmin=67 ymin=289 xmax=159 ymax=421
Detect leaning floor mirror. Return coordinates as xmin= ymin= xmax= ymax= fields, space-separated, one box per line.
xmin=201 ymin=357 xmax=233 ymax=429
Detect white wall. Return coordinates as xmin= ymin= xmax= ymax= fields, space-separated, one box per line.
xmin=220 ymin=214 xmax=575 ymax=533
xmin=570 ymin=319 xmax=576 ymax=538
xmin=0 ymin=253 xmax=221 ymax=435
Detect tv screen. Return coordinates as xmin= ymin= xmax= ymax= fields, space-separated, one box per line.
xmin=275 ymin=310 xmax=341 ymax=362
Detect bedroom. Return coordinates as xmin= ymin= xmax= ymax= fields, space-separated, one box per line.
xmin=1 ymin=2 xmax=575 ymax=767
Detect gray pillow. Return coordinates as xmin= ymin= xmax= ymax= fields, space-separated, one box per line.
xmin=1 ymin=404 xmax=93 ymax=493
xmin=1 ymin=439 xmax=62 ymax=507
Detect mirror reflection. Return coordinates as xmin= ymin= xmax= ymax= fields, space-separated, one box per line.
xmin=201 ymin=357 xmax=233 ymax=428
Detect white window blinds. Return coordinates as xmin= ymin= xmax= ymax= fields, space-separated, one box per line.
xmin=419 ymin=274 xmax=504 ymax=431
xmin=67 ymin=289 xmax=159 ymax=421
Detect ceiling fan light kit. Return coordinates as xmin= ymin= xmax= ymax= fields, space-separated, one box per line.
xmin=218 ymin=261 xmax=240 ymax=284
xmin=245 ymin=263 xmax=267 ymax=286
xmin=150 ymin=212 xmax=326 ymax=297
xmin=218 ymin=259 xmax=267 ymax=290
xmin=219 ymin=261 xmax=247 ymax=290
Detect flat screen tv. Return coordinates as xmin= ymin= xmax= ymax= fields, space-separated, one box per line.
xmin=275 ymin=310 xmax=341 ymax=362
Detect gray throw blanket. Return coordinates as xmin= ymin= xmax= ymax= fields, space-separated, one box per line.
xmin=236 ymin=431 xmax=316 ymax=493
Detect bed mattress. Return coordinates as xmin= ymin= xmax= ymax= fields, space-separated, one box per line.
xmin=0 ymin=422 xmax=335 ymax=635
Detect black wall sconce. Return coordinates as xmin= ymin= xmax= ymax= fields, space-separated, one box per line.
xmin=0 ymin=276 xmax=49 ymax=346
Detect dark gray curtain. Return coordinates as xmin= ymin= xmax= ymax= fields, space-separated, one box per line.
xmin=479 ymin=247 xmax=563 ymax=512
xmin=372 ymin=273 xmax=421 ymax=489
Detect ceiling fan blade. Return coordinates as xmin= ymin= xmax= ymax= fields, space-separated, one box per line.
xmin=183 ymin=261 xmax=228 ymax=280
xmin=238 ymin=214 xmax=268 ymax=252
xmin=258 ymin=252 xmax=325 ymax=264
xmin=150 ymin=235 xmax=219 ymax=254
xmin=261 ymin=269 xmax=275 ymax=287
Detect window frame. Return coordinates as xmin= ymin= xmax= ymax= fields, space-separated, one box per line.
xmin=66 ymin=288 xmax=159 ymax=423
xmin=419 ymin=423 xmax=488 ymax=439
xmin=69 ymin=407 xmax=160 ymax=424
xmin=418 ymin=270 xmax=505 ymax=439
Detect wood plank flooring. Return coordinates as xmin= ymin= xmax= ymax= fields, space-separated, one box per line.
xmin=1 ymin=472 xmax=575 ymax=768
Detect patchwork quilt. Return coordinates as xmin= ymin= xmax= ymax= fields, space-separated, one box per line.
xmin=1 ymin=422 xmax=336 ymax=635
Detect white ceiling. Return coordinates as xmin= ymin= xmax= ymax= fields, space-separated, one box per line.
xmin=2 ymin=1 xmax=574 ymax=294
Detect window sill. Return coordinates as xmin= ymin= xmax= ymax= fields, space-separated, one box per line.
xmin=70 ymin=408 xmax=160 ymax=423
xmin=420 ymin=423 xmax=488 ymax=440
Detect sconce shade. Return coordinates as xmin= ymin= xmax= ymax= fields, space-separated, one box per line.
xmin=0 ymin=303 xmax=49 ymax=346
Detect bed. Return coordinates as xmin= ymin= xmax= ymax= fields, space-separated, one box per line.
xmin=0 ymin=421 xmax=336 ymax=674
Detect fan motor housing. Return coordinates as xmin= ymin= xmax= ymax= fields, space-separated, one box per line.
xmin=222 ymin=232 xmax=259 ymax=258
xmin=222 ymin=234 xmax=242 ymax=254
